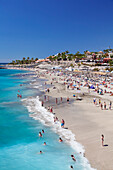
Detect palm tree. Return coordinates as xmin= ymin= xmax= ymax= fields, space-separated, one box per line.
xmin=35 ymin=58 xmax=38 ymax=61
xmin=23 ymin=57 xmax=25 ymax=60
xmin=65 ymin=50 xmax=69 ymax=54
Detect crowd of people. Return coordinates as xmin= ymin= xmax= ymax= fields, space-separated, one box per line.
xmin=93 ymin=97 xmax=112 ymax=110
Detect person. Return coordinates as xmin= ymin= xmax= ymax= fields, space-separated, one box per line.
xmin=47 ymin=96 xmax=49 ymax=101
xmin=61 ymin=119 xmax=65 ymax=128
xmin=99 ymin=99 xmax=101 ymax=105
xmin=39 ymin=132 xmax=42 ymax=137
xmin=50 ymin=107 xmax=53 ymax=113
xmin=39 ymin=151 xmax=43 ymax=154
xmin=42 ymin=129 xmax=44 ymax=133
xmin=19 ymin=94 xmax=22 ymax=98
xmin=41 ymin=100 xmax=44 ymax=107
xmin=101 ymin=134 xmax=104 ymax=146
xmin=44 ymin=95 xmax=46 ymax=101
xmin=43 ymin=142 xmax=46 ymax=145
xmin=61 ymin=97 xmax=62 ymax=103
xmin=71 ymin=155 xmax=76 ymax=161
xmin=70 ymin=165 xmax=73 ymax=169
xmin=93 ymin=98 xmax=96 ymax=104
xmin=48 ymin=106 xmax=50 ymax=111
xmin=109 ymin=101 xmax=112 ymax=110
xmin=101 ymin=103 xmax=103 ymax=110
xmin=59 ymin=137 xmax=63 ymax=142
xmin=104 ymin=102 xmax=106 ymax=110
xmin=67 ymin=97 xmax=69 ymax=104
xmin=56 ymin=98 xmax=58 ymax=105
xmin=54 ymin=117 xmax=58 ymax=122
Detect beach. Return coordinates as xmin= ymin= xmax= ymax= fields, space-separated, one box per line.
xmin=35 ymin=66 xmax=113 ymax=170
xmin=4 ymin=65 xmax=113 ymax=170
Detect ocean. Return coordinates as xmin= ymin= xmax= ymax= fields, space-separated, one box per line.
xmin=0 ymin=69 xmax=93 ymax=170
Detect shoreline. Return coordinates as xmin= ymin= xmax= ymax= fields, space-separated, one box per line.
xmin=6 ymin=66 xmax=113 ymax=170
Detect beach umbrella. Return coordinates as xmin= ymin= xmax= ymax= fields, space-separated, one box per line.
xmin=90 ymin=85 xmax=95 ymax=89
xmin=106 ymin=70 xmax=109 ymax=73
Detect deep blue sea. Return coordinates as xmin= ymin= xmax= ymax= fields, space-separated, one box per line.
xmin=0 ymin=69 xmax=93 ymax=170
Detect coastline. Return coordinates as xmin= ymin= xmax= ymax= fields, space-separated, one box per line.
xmin=6 ymin=66 xmax=113 ymax=170
xmin=36 ymin=68 xmax=113 ymax=170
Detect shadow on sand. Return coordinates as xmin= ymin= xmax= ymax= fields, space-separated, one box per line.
xmin=104 ymin=144 xmax=108 ymax=147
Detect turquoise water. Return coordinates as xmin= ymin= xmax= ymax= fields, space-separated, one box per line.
xmin=0 ymin=69 xmax=92 ymax=170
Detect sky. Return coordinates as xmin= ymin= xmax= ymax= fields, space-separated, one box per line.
xmin=0 ymin=0 xmax=113 ymax=62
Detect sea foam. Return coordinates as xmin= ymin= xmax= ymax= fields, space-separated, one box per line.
xmin=22 ymin=96 xmax=96 ymax=170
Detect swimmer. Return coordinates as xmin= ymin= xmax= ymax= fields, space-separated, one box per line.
xmin=42 ymin=129 xmax=44 ymax=133
xmin=71 ymin=155 xmax=76 ymax=161
xmin=39 ymin=132 xmax=42 ymax=137
xmin=38 ymin=151 xmax=43 ymax=154
xmin=59 ymin=137 xmax=63 ymax=142
xmin=70 ymin=165 xmax=73 ymax=169
xmin=43 ymin=142 xmax=46 ymax=145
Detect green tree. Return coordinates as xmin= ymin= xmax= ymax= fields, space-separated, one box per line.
xmin=65 ymin=50 xmax=69 ymax=54
xmin=35 ymin=58 xmax=38 ymax=61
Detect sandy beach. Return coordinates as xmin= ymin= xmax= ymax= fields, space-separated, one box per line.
xmin=37 ymin=68 xmax=113 ymax=170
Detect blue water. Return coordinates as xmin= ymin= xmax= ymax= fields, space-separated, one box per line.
xmin=0 ymin=69 xmax=92 ymax=170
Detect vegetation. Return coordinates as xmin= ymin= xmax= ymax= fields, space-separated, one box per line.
xmin=9 ymin=57 xmax=38 ymax=65
xmin=93 ymin=68 xmax=100 ymax=71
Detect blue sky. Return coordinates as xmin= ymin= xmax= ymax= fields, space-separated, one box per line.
xmin=0 ymin=0 xmax=113 ymax=62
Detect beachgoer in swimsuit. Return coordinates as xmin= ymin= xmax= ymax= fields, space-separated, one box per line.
xmin=42 ymin=130 xmax=44 ymax=133
xmin=44 ymin=95 xmax=46 ymax=101
xmin=101 ymin=134 xmax=104 ymax=146
xmin=39 ymin=132 xmax=42 ymax=137
xmin=109 ymin=101 xmax=112 ymax=110
xmin=70 ymin=165 xmax=73 ymax=169
xmin=104 ymin=102 xmax=106 ymax=110
xmin=59 ymin=137 xmax=63 ymax=142
xmin=67 ymin=97 xmax=69 ymax=103
xmin=41 ymin=101 xmax=44 ymax=107
xmin=93 ymin=98 xmax=96 ymax=104
xmin=99 ymin=99 xmax=101 ymax=105
xmin=50 ymin=107 xmax=53 ymax=113
xmin=61 ymin=119 xmax=65 ymax=128
xmin=71 ymin=155 xmax=76 ymax=161
xmin=61 ymin=97 xmax=62 ymax=103
xmin=101 ymin=103 xmax=103 ymax=110
xmin=43 ymin=142 xmax=46 ymax=145
xmin=56 ymin=98 xmax=58 ymax=105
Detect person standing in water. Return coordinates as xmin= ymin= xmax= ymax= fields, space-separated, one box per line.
xmin=61 ymin=119 xmax=65 ymax=128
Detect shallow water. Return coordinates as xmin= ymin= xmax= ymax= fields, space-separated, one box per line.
xmin=0 ymin=69 xmax=93 ymax=170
